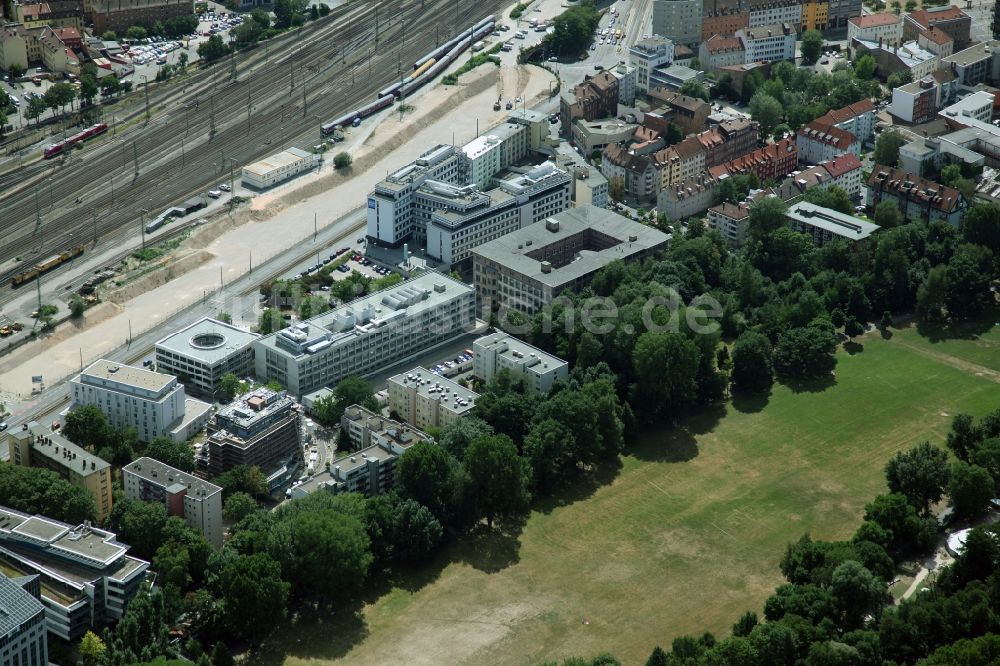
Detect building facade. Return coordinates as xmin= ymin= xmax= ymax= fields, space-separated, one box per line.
xmin=699 ymin=35 xmax=745 ymax=73
xmin=472 ymin=332 xmax=568 ymax=394
xmin=709 ymin=137 xmax=798 ymax=181
xmin=628 ymin=37 xmax=674 ymax=94
xmin=86 ymin=0 xmax=195 ymax=35
xmin=786 ymin=201 xmax=879 ymax=246
xmin=204 ymin=388 xmax=300 ymax=475
xmin=154 ymin=318 xmax=260 ymax=400
xmin=866 ymin=165 xmax=967 ymax=226
xmin=388 ymin=368 xmax=479 ymax=431
xmin=942 ymin=41 xmax=1000 ymax=88
xmin=707 ymin=199 xmax=753 ymax=248
xmin=736 ymin=23 xmax=796 ymax=63
xmin=796 ymin=121 xmax=860 ymax=164
xmin=791 ymin=153 xmax=865 ymax=199
xmin=0 ymin=574 xmax=48 ymax=666
xmin=817 ymin=99 xmax=876 ymax=145
xmin=747 ymin=0 xmax=801 ymax=28
xmin=560 ymin=70 xmax=620 ymax=136
xmin=847 ymin=13 xmax=902 ymax=57
xmin=657 ymin=173 xmax=719 ymax=220
xmin=652 ymin=0 xmax=701 ymax=46
xmin=903 ymin=6 xmax=971 ymax=50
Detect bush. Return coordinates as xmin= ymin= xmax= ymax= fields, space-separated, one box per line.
xmin=69 ymin=294 xmax=85 ymax=318
xmin=334 ymin=152 xmax=352 ymax=169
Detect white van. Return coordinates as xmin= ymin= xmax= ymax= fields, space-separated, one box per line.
xmin=207 ymin=190 xmax=222 ymax=199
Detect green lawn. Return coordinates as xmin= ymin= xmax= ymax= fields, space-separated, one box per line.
xmin=254 ymin=327 xmax=1000 ymax=666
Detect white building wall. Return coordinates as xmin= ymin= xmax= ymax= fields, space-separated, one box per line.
xmin=70 ymin=372 xmax=185 ymax=443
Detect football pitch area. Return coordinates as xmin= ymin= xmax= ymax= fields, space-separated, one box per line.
xmin=256 ymin=323 xmax=1000 ymax=666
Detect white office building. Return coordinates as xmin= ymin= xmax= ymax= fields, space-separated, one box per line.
xmin=388 ymin=367 xmax=479 ymax=432
xmin=0 ymin=574 xmax=47 ymax=666
xmin=155 ymin=318 xmax=260 ymax=399
xmin=241 ymin=147 xmax=320 ymax=190
xmin=122 ymin=457 xmax=223 ymax=548
xmin=70 ymin=359 xmax=212 ymax=443
xmin=473 ymin=332 xmax=568 ymax=394
xmin=737 ymin=23 xmax=797 ymax=64
xmin=629 ymin=37 xmax=674 ymax=94
xmin=254 ymin=273 xmax=476 ymax=397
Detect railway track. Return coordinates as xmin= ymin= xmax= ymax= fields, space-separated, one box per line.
xmin=0 ymin=0 xmax=507 ymax=296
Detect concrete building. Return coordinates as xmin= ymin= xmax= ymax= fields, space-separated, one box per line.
xmin=867 ymin=165 xmax=967 ymax=225
xmin=699 ymin=35 xmax=745 ymax=74
xmin=340 ymin=405 xmax=429 ymax=451
xmin=940 ymin=91 xmax=995 ymax=124
xmin=472 ymin=332 xmax=568 ymax=394
xmin=942 ymin=41 xmax=1000 ymax=88
xmin=800 ymin=0 xmax=829 ymax=31
xmin=155 ymin=317 xmax=260 ymax=400
xmin=707 ymin=198 xmax=753 ymax=248
xmin=899 ymin=127 xmax=992 ymax=174
xmin=85 ymin=0 xmax=194 ymax=35
xmin=12 ymin=0 xmax=82 ymax=29
xmin=204 ymin=388 xmax=300 ymax=475
xmin=789 ymin=153 xmax=865 ymax=200
xmin=241 ymin=148 xmax=320 ymax=190
xmin=889 ymin=72 xmax=957 ymax=123
xmin=473 ymin=206 xmax=671 ymax=316
xmin=652 ymin=0 xmax=701 ymax=46
xmin=462 ymin=135 xmax=504 ymax=190
xmin=847 ymin=13 xmax=902 ymax=57
xmin=0 ymin=574 xmax=47 ymax=666
xmin=254 ymin=273 xmax=475 ymax=396
xmin=796 ymin=120 xmax=860 ymax=165
xmin=610 ymin=63 xmax=636 ymax=107
xmin=657 ymin=173 xmax=719 ymax=220
xmin=786 ymin=201 xmax=879 ymax=246
xmin=917 ymin=26 xmax=954 ymax=59
xmin=853 ymin=39 xmax=939 ymax=81
xmin=649 ymin=64 xmax=704 ymax=92
xmin=629 ymin=37 xmax=674 ymax=95
xmin=121 ymin=457 xmax=223 ymax=548
xmin=572 ymin=119 xmax=638 ymax=155
xmin=710 ymin=137 xmax=798 ymax=181
xmin=388 ymin=368 xmax=479 ymax=431
xmin=827 ymin=0 xmax=862 ymax=29
xmin=737 ymin=23 xmax=796 ymax=64
xmin=554 ymin=144 xmax=610 ymax=210
xmin=70 ymin=359 xmax=211 ymax=444
xmin=560 ymin=70 xmax=620 ymax=136
xmin=0 ymin=506 xmax=148 ymax=641
xmin=817 ymin=99 xmax=876 ymax=145
xmin=747 ymin=0 xmax=801 ymax=28
xmin=6 ymin=423 xmax=113 ymax=522
xmin=903 ymin=5 xmax=971 ymax=51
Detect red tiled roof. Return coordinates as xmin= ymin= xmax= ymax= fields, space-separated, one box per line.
xmin=907 ymin=6 xmax=969 ymax=28
xmin=822 ymin=153 xmax=863 ymax=178
xmin=821 ymin=99 xmax=876 ymax=125
xmin=919 ymin=26 xmax=953 ymax=45
xmin=704 ymin=35 xmax=744 ymax=54
xmin=797 ymin=120 xmax=858 ymax=150
xmin=713 ymin=138 xmax=798 ymax=177
xmin=866 ymin=165 xmax=963 ymax=213
xmin=849 ymin=13 xmax=900 ymax=29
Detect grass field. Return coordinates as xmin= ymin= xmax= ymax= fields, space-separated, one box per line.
xmin=252 ymin=323 xmax=1000 ymax=666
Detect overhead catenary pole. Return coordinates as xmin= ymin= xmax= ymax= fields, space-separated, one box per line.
xmin=132 ymin=141 xmax=138 ymax=178
xmin=92 ymin=209 xmax=97 ymax=244
xmin=143 ymin=78 xmax=150 ymax=120
xmin=140 ymin=209 xmax=146 ymax=249
xmin=34 ymin=186 xmax=41 ymax=231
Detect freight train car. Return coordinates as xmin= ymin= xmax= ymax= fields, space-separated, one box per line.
xmin=11 ymin=245 xmax=85 ymax=287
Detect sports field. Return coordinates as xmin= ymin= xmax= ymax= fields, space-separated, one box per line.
xmin=255 ymin=323 xmax=1000 ymax=666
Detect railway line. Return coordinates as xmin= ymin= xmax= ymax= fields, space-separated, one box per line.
xmin=0 ymin=0 xmax=508 ymax=298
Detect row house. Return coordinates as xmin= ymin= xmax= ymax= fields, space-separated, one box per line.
xmin=602 ymin=144 xmax=660 ymax=203
xmin=747 ymin=0 xmax=801 ymax=28
xmin=699 ymin=35 xmax=745 ymax=74
xmin=708 ymin=137 xmax=798 ymax=181
xmin=654 ymin=136 xmax=706 ymax=187
xmin=796 ymin=120 xmax=860 ymax=164
xmin=816 ymin=98 xmax=876 ymax=145
xmin=787 ymin=153 xmax=864 ymax=200
xmin=701 ymin=6 xmax=749 ymax=41
xmin=560 ymin=70 xmax=620 ymax=136
xmin=800 ymin=0 xmax=829 ymax=31
xmin=696 ymin=118 xmax=760 ymax=167
xmin=917 ymin=26 xmax=954 ymax=59
xmin=866 ymin=165 xmax=967 ymax=226
xmin=657 ymin=174 xmax=719 ymax=221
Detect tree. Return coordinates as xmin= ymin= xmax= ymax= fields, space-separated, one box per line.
xmin=319 ymin=3 xmax=330 ymax=16
xmin=79 ymin=630 xmax=106 ymax=666
xmin=608 ymin=175 xmax=625 ymax=202
xmin=144 ymin=435 xmax=195 ymax=471
xmin=830 ymin=561 xmax=883 ymax=628
xmin=862 ymin=493 xmax=937 ymax=557
xmin=885 ymin=442 xmax=950 ymax=513
xmin=310 ymin=4 xmax=319 ymax=19
xmin=26 ymin=95 xmax=47 ymax=125
xmin=773 ymin=324 xmax=838 ymax=380
xmin=465 ymin=434 xmax=530 ymax=527
xmin=524 ymin=417 xmax=577 ymax=493
xmin=854 ymin=54 xmax=876 ymax=80
xmin=197 ymin=35 xmax=230 ymax=63
xmin=804 ymin=186 xmax=853 ymax=215
xmin=178 ymin=51 xmax=189 ymax=71
xmin=948 ymin=461 xmax=994 ymax=519
xmin=947 ymin=413 xmax=982 ymax=462
xmin=107 ymin=499 xmax=168 ymax=558
xmin=946 ymin=244 xmax=994 ymax=318
xmin=396 ymin=441 xmax=458 ymax=520
xmin=438 ymin=417 xmax=493 ymax=461
xmin=69 ymin=293 xmax=85 ymax=317
xmin=664 ymin=121 xmax=684 ymax=145
xmin=680 ymin=79 xmax=709 ymax=101
xmin=211 ymin=642 xmax=234 ymax=666
xmin=962 ymin=203 xmax=1000 ymax=249
xmin=749 ymin=91 xmax=783 ymax=136
xmin=0 ymin=464 xmax=96 ymax=523
xmin=747 ymin=195 xmax=788 ymax=240
xmin=44 ymin=82 xmax=76 ymax=116
xmin=223 ymin=491 xmax=258 ymax=523
xmin=873 ymin=130 xmax=905 ymax=168
xmin=334 ymin=151 xmax=352 ymax=169
xmin=916 ymin=264 xmax=949 ymax=321
xmin=217 ymin=372 xmax=241 ymax=402
xmin=257 ymin=307 xmax=281 ymax=334
xmin=312 ymin=375 xmax=378 ymax=427
xmin=250 ymin=7 xmax=271 ymax=28
xmin=387 ymin=496 xmax=444 ymax=560
xmin=886 ymin=70 xmax=912 ymax=89
xmin=216 ymin=553 xmax=288 ymax=638
xmin=801 ymin=29 xmax=823 ymax=64
xmin=214 ymin=464 xmax=267 ymax=498
xmin=125 ymin=25 xmax=147 ymax=40
xmin=645 ymin=646 xmax=668 ymax=666
xmin=632 ymin=331 xmax=700 ymax=421
xmin=273 ymin=0 xmax=296 ymax=27
xmin=731 ymin=331 xmax=774 ymax=394
xmin=874 ymin=201 xmax=903 ymax=228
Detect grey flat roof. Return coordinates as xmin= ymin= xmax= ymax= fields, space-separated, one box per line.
xmin=243 ymin=148 xmax=313 ymax=177
xmin=123 ymin=456 xmax=222 ymax=500
xmin=471 ymin=205 xmax=670 ymax=288
xmin=10 ymin=421 xmax=110 ymax=474
xmin=388 ymin=367 xmax=478 ymax=416
xmin=79 ymin=358 xmax=174 ymax=393
xmin=787 ymin=202 xmax=880 ymax=240
xmin=0 ymin=573 xmax=45 ymax=636
xmin=155 ymin=317 xmax=260 ymax=365
xmin=944 ymin=40 xmax=999 ymax=67
xmin=0 ymin=506 xmax=133 ymax=570
xmin=474 ymin=332 xmax=567 ymax=371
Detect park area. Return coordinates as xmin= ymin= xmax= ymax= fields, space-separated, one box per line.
xmin=252 ymin=321 xmax=1000 ymax=666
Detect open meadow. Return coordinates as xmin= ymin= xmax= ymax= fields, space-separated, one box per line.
xmin=253 ymin=322 xmax=1000 ymax=666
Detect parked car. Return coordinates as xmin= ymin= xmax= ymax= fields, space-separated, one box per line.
xmin=218 ymin=183 xmax=231 ymax=192
xmin=207 ymin=190 xmax=222 ymax=198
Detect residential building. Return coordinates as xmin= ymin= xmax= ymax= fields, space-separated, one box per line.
xmin=899 ymin=128 xmax=989 ymax=174
xmin=699 ymin=35 xmax=745 ymax=74
xmin=610 ymin=63 xmax=637 ymax=107
xmin=629 ymin=37 xmax=674 ymax=94
xmin=473 ymin=332 xmax=568 ymax=394
xmin=796 ymin=120 xmax=861 ymax=164
xmin=789 ymin=153 xmax=865 ymax=199
xmin=602 ymin=144 xmax=660 ymax=203
xmin=903 ymin=5 xmax=972 ymax=50
xmin=388 ymin=368 xmax=479 ymax=431
xmin=737 ymin=23 xmax=796 ymax=64
xmin=154 ymin=317 xmax=260 ymax=400
xmin=254 ymin=272 xmax=476 ymax=396
xmin=917 ymin=26 xmax=954 ymax=59
xmin=560 ymin=70 xmax=620 ymax=136
xmin=654 ymin=136 xmax=708 ymax=186
xmin=816 ymin=99 xmax=876 ymax=145
xmin=69 ymin=359 xmax=211 ymax=444
xmin=649 ymin=64 xmax=704 ymax=92
xmin=555 ymin=144 xmax=610 ymax=210
xmin=241 ymin=148 xmax=320 ymax=190
xmin=852 ymin=39 xmax=939 ymax=81
xmin=709 ymin=137 xmax=798 ymax=181
xmin=0 ymin=506 xmax=148 ymax=641
xmin=867 ymin=165 xmax=968 ymax=225
xmin=707 ymin=198 xmax=753 ymax=247
xmin=942 ymin=41 xmax=1000 ymax=88
xmin=340 ymin=405 xmax=429 ymax=451
xmin=672 ymin=44 xmax=696 ymax=67
xmin=652 ymin=0 xmax=701 ymax=46
xmin=204 ymin=388 xmax=300 ymax=475
xmin=847 ymin=13 xmax=902 ymax=57
xmin=940 ymin=91 xmax=995 ymax=124
xmin=6 ymin=423 xmax=113 ymax=521
xmin=827 ymin=0 xmax=862 ymax=29
xmin=717 ymin=61 xmax=771 ymax=90
xmin=890 ymin=75 xmax=948 ymax=123
xmin=0 ymin=574 xmax=47 ymax=666
xmin=121 ymin=457 xmax=223 ymax=548
xmin=657 ymin=173 xmax=719 ymax=220
xmin=701 ymin=0 xmax=748 ymax=40
xmin=800 ymin=0 xmax=829 ymax=31
xmin=472 ymin=206 xmax=671 ymax=316
xmin=653 ymin=91 xmax=711 ymax=135
xmin=696 ymin=118 xmax=760 ymax=167
xmin=572 ymin=119 xmax=638 ymax=155
xmin=12 ymin=0 xmax=82 ymax=29
xmin=786 ymin=201 xmax=880 ymax=246
xmin=747 ymin=0 xmax=801 ymax=28
xmin=0 ymin=24 xmax=37 ymax=71
xmin=85 ymin=0 xmax=195 ymax=35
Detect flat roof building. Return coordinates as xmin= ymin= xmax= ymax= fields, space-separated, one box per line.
xmin=6 ymin=423 xmax=113 ymax=522
xmin=0 ymin=506 xmax=148 ymax=641
xmin=254 ymin=272 xmax=476 ymax=397
xmin=241 ymin=147 xmax=320 ymax=190
xmin=472 ymin=332 xmax=568 ymax=394
xmin=121 ymin=457 xmax=223 ymax=548
xmin=786 ymin=201 xmax=880 ymax=246
xmin=472 ymin=205 xmax=670 ymax=316
xmin=0 ymin=574 xmax=48 ymax=666
xmin=388 ymin=368 xmax=479 ymax=432
xmin=204 ymin=388 xmax=300 ymax=476
xmin=155 ymin=317 xmax=260 ymax=399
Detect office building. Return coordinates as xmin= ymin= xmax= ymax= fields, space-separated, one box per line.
xmin=940 ymin=91 xmax=995 ymax=124
xmin=942 ymin=41 xmax=1000 ymax=88
xmin=70 ymin=359 xmax=212 ymax=444
xmin=737 ymin=23 xmax=796 ymax=64
xmin=155 ymin=317 xmax=260 ymax=399
xmin=898 ymin=127 xmax=991 ymax=174
xmin=903 ymin=5 xmax=971 ymax=50
xmin=629 ymin=37 xmax=674 ymax=94
xmin=786 ymin=201 xmax=880 ymax=246
xmin=388 ymin=368 xmax=479 ymax=431
xmin=609 ymin=63 xmax=636 ymax=107
xmin=847 ymin=13 xmax=902 ymax=57
xmin=572 ymin=119 xmax=638 ymax=155
xmin=0 ymin=574 xmax=47 ymax=666
xmin=852 ymin=39 xmax=939 ymax=81
xmin=85 ymin=0 xmax=193 ymax=35
xmin=241 ymin=148 xmax=320 ymax=190
xmin=554 ymin=146 xmax=610 ymax=210
xmin=473 ymin=206 xmax=670 ymax=316
xmin=827 ymin=0 xmax=862 ymax=29
xmin=652 ymin=0 xmax=701 ymax=46
xmin=204 ymin=388 xmax=300 ymax=475
xmin=653 ymin=91 xmax=711 ymax=136
xmin=340 ymin=405 xmax=430 ymax=450
xmin=473 ymin=332 xmax=568 ymax=394
xmin=796 ymin=120 xmax=860 ymax=165
xmin=649 ymin=64 xmax=704 ymax=92
xmin=121 ymin=457 xmax=223 ymax=548
xmin=0 ymin=506 xmax=148 ymax=641
xmin=6 ymin=423 xmax=113 ymax=521
xmin=254 ymin=272 xmax=476 ymax=396
xmin=866 ymin=165 xmax=967 ymax=226
xmin=889 ymin=71 xmax=958 ymax=123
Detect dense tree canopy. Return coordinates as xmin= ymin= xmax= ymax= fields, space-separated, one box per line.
xmin=0 ymin=464 xmax=95 ymax=523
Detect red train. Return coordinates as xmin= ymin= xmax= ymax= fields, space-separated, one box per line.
xmin=43 ymin=123 xmax=109 ymax=159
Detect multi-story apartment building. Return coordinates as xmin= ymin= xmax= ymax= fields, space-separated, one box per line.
xmin=85 ymin=0 xmax=194 ymax=35
xmin=154 ymin=317 xmax=260 ymax=400
xmin=388 ymin=368 xmax=479 ymax=431
xmin=657 ymin=173 xmax=720 ymax=221
xmin=254 ymin=273 xmax=476 ymax=396
xmin=827 ymin=0 xmax=862 ymax=29
xmin=796 ymin=120 xmax=860 ymax=164
xmin=709 ymin=137 xmax=798 ymax=181
xmin=610 ymin=63 xmax=637 ymax=106
xmin=889 ymin=71 xmax=957 ymax=123
xmin=0 ymin=506 xmax=148 ymax=641
xmin=847 ymin=13 xmax=902 ymax=57
xmin=866 ymin=166 xmax=967 ymax=226
xmin=602 ymin=144 xmax=661 ymax=203
xmin=204 ymin=388 xmax=300 ymax=475
xmin=696 ymin=118 xmax=760 ymax=167
xmin=747 ymin=0 xmax=801 ymax=28
xmin=701 ymin=2 xmax=749 ymax=41
xmin=707 ymin=198 xmax=754 ymax=248
xmin=121 ymin=457 xmax=223 ymax=548
xmin=472 ymin=332 xmax=568 ymax=394
xmin=800 ymin=0 xmax=829 ymax=31
xmin=854 ymin=39 xmax=939 ymax=81
xmin=12 ymin=0 xmax=83 ymax=29
xmin=917 ymin=26 xmax=954 ymax=59
xmin=656 ymin=92 xmax=711 ymax=136
xmin=70 ymin=359 xmax=211 ymax=443
xmin=815 ymin=99 xmax=876 ymax=145
xmin=0 ymin=574 xmax=48 ymax=666
xmin=629 ymin=37 xmax=675 ymax=96
xmin=699 ymin=35 xmax=745 ymax=73
xmin=652 ymin=0 xmax=701 ymax=46
xmin=654 ymin=136 xmax=707 ymax=187
xmin=473 ymin=206 xmax=670 ymax=316
xmin=787 ymin=202 xmax=880 ymax=246
xmin=789 ymin=153 xmax=865 ymax=200
xmin=943 ymin=41 xmax=1000 ymax=88
xmin=559 ymin=70 xmax=620 ymax=136
xmin=6 ymin=423 xmax=113 ymax=521
xmin=737 ymin=23 xmax=796 ymax=63
xmin=0 ymin=24 xmax=42 ymax=71
xmin=903 ymin=5 xmax=972 ymax=50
